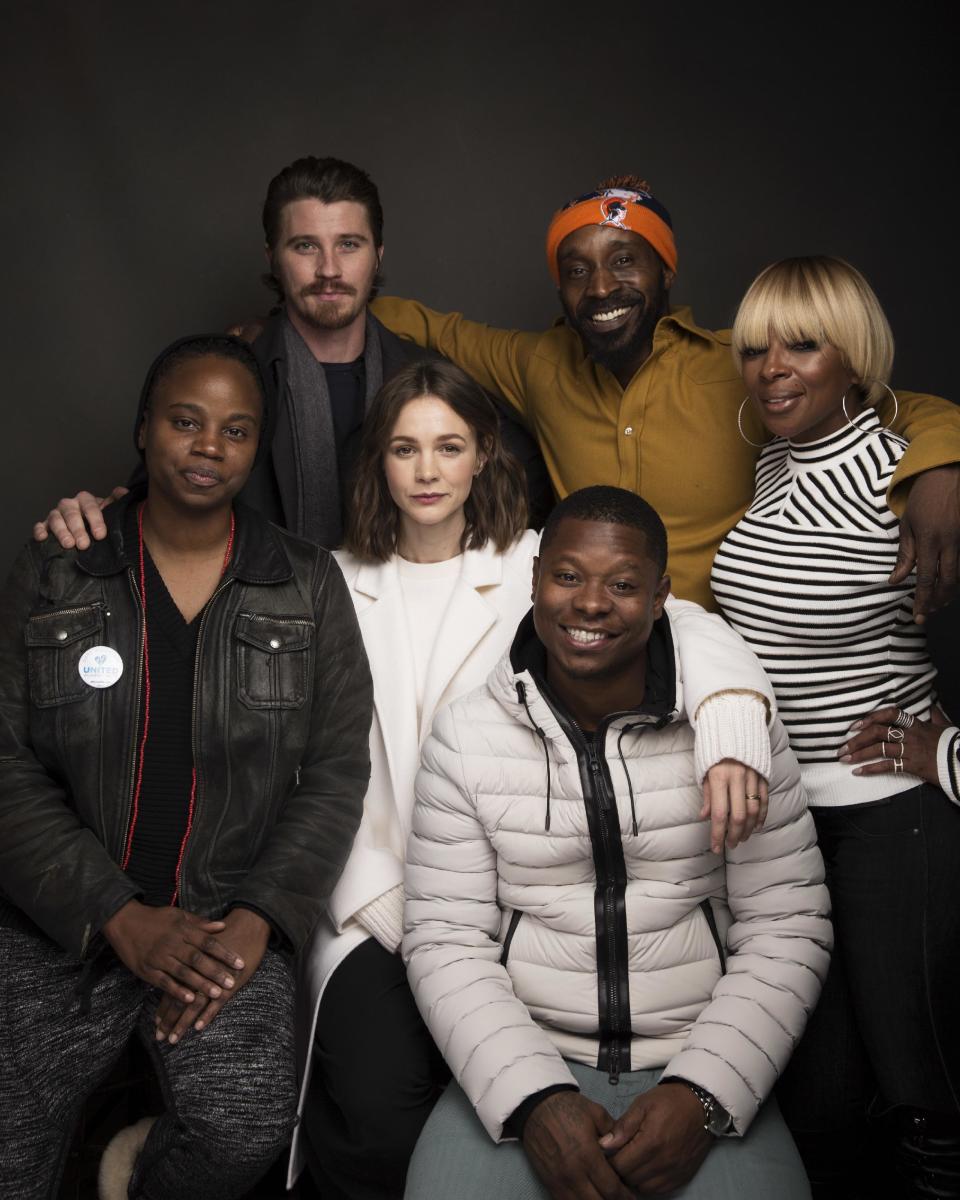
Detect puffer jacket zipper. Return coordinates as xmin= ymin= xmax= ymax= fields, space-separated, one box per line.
xmin=583 ymin=731 xmax=631 ymax=1085
xmin=515 ymin=676 xmax=673 ymax=1087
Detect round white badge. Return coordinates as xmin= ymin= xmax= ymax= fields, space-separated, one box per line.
xmin=78 ymin=646 xmax=124 ymax=689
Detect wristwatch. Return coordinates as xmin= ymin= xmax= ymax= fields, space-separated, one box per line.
xmin=663 ymin=1078 xmax=733 ymax=1136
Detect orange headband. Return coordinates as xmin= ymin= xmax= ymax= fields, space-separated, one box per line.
xmin=545 ymin=188 xmax=677 ymax=284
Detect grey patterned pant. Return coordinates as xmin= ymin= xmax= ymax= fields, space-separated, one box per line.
xmin=0 ymin=925 xmax=297 ymax=1200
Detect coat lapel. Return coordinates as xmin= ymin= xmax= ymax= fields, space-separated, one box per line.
xmin=352 ymin=558 xmax=419 ymax=807
xmin=418 ymin=545 xmax=503 ymax=743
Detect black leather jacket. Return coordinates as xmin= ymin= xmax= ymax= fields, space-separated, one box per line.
xmin=0 ymin=495 xmax=372 ymax=959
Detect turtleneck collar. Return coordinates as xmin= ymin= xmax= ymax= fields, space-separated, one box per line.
xmin=785 ymin=406 xmax=886 ymax=471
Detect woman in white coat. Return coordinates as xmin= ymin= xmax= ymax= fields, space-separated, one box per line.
xmin=293 ymin=360 xmax=779 ymax=1200
xmin=292 ymin=360 xmax=537 ymax=1200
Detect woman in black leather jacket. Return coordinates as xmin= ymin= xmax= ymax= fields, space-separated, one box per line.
xmin=0 ymin=334 xmax=372 ymax=1200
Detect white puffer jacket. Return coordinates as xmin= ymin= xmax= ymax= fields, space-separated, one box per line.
xmin=403 ymin=611 xmax=831 ymax=1142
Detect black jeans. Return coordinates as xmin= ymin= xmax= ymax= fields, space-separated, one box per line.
xmin=777 ymin=785 xmax=960 ymax=1192
xmin=301 ymin=938 xmax=449 ymax=1200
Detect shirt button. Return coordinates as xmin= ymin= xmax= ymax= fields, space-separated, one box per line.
xmin=56 ymin=630 xmax=68 ymax=641
xmin=269 ymin=638 xmax=281 ymax=649
xmin=624 ymin=426 xmax=634 ymax=436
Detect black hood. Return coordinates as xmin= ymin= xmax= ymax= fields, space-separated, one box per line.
xmin=133 ymin=333 xmax=274 ymax=470
xmin=507 ymin=608 xmax=677 ymax=722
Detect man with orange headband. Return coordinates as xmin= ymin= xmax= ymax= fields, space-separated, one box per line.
xmin=372 ymin=175 xmax=960 ymax=615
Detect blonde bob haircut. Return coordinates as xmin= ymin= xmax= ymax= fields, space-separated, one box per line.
xmin=732 ymin=256 xmax=895 ymax=406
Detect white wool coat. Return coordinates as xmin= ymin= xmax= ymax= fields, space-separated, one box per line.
xmin=403 ymin=612 xmax=831 ymax=1143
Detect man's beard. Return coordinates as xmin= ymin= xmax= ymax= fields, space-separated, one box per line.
xmin=292 ymin=284 xmax=367 ymax=332
xmin=564 ymin=288 xmax=662 ymax=378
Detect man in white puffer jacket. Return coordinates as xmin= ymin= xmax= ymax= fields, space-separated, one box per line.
xmin=402 ymin=486 xmax=831 ymax=1200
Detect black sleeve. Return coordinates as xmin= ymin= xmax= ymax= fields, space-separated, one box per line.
xmin=503 ymin=1084 xmax=579 ymax=1140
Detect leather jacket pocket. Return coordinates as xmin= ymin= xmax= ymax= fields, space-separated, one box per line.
xmin=235 ymin=612 xmax=313 ymax=710
xmin=25 ymin=604 xmax=104 ymax=707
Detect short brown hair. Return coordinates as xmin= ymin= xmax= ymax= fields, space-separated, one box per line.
xmin=344 ymin=360 xmax=528 ymax=562
xmin=261 ymin=156 xmax=384 ymax=303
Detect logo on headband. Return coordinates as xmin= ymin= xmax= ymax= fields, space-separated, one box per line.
xmin=599 ymin=198 xmax=629 ymax=229
xmin=598 ymin=188 xmax=651 ymax=230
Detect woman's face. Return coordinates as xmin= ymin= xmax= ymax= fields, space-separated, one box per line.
xmin=383 ymin=394 xmax=482 ymax=538
xmin=138 ymin=355 xmax=262 ymax=513
xmin=741 ymin=333 xmax=859 ymax=444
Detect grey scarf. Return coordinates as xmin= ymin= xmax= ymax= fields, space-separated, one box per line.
xmin=277 ymin=311 xmax=384 ymax=547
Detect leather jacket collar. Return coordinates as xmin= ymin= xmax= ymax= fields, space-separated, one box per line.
xmin=76 ymin=489 xmax=294 ymax=586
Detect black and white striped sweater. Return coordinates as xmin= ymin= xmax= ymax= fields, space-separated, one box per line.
xmin=711 ymin=408 xmax=959 ymax=807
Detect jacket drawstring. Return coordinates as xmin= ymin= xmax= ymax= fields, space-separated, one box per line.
xmin=516 ymin=681 xmax=552 ymax=831
xmin=616 ymin=725 xmax=640 ymax=836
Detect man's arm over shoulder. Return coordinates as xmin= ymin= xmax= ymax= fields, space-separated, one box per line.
xmin=661 ymin=717 xmax=831 ymax=1133
xmin=886 ymin=391 xmax=960 ymax=618
xmin=371 ymin=296 xmax=538 ymax=420
xmin=888 ymin=389 xmax=960 ymax=500
xmin=231 ymin=547 xmax=372 ymax=953
xmin=403 ymin=702 xmax=577 ymax=1142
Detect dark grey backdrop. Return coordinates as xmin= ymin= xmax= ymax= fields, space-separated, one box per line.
xmin=2 ymin=2 xmax=956 ymax=685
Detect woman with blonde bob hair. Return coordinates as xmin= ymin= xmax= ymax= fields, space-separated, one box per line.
xmin=730 ymin=255 xmax=894 ymax=407
xmin=713 ymin=256 xmax=960 ymax=1198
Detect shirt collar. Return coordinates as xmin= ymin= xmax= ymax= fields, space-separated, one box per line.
xmin=655 ymin=305 xmax=727 ymax=348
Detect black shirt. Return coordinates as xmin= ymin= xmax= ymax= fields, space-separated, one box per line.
xmin=123 ymin=505 xmax=203 ymax=906
xmin=322 ymin=356 xmax=366 ymax=457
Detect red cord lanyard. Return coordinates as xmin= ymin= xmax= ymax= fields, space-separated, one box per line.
xmin=120 ymin=504 xmax=236 ymax=905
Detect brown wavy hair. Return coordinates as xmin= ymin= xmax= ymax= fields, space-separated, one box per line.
xmin=344 ymin=359 xmax=529 ymax=562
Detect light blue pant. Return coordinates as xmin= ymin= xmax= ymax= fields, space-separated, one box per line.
xmin=405 ymin=1061 xmax=810 ymax=1199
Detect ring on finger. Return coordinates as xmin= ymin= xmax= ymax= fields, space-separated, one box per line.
xmin=887 ymin=727 xmax=905 ymax=742
xmin=894 ymin=759 xmax=904 ymax=774
xmin=745 ymin=793 xmax=761 ymax=802
xmin=893 ymin=709 xmax=916 ymax=730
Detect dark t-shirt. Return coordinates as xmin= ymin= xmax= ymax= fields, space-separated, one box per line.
xmin=123 ymin=506 xmax=202 ymax=906
xmin=322 ymin=356 xmax=366 ymax=457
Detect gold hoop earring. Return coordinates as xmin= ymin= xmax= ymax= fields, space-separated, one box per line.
xmin=841 ymin=381 xmax=899 ymax=433
xmin=871 ymin=380 xmax=899 ymax=430
xmin=737 ymin=398 xmax=767 ymax=448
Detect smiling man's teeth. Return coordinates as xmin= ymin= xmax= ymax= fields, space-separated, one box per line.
xmin=591 ymin=307 xmax=629 ymax=324
xmin=566 ymin=628 xmax=608 ymax=644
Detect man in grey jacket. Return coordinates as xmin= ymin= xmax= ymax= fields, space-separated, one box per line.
xmin=402 ymin=486 xmax=831 ymax=1200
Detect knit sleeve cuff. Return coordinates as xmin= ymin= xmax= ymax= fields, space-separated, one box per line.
xmin=936 ymin=727 xmax=960 ymax=806
xmin=354 ymin=884 xmax=405 ymax=954
xmin=693 ymin=691 xmax=771 ymax=784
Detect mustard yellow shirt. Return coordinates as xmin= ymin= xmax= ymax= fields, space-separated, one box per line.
xmin=372 ymin=297 xmax=960 ymax=610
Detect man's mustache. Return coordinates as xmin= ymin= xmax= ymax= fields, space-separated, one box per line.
xmin=302 ymin=283 xmax=357 ymax=297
